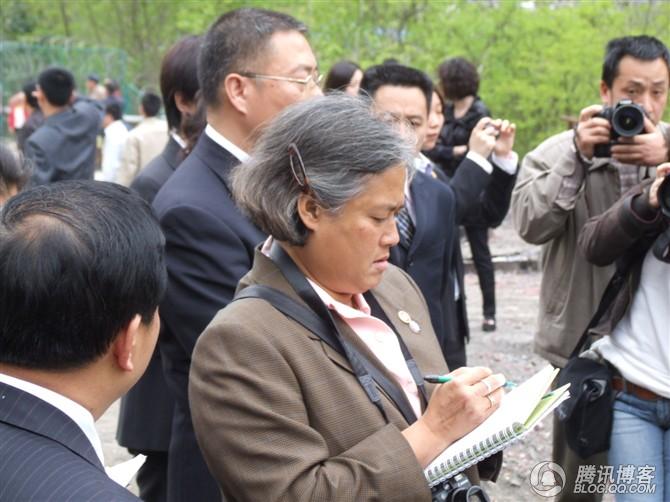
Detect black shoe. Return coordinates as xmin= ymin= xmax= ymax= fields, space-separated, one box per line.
xmin=482 ymin=317 xmax=496 ymax=332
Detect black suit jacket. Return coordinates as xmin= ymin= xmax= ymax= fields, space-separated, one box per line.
xmin=152 ymin=132 xmax=266 ymax=501
xmin=447 ymin=160 xmax=517 ymax=360
xmin=0 ymin=382 xmax=139 ymax=502
xmin=116 ymin=137 xmax=184 ymax=453
xmin=392 ymin=159 xmax=515 ymax=369
xmin=390 ymin=171 xmax=457 ymax=367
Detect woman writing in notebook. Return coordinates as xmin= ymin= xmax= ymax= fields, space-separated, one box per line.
xmin=188 ymin=95 xmax=507 ymax=501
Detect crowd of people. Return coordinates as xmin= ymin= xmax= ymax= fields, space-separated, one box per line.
xmin=0 ymin=6 xmax=668 ymax=502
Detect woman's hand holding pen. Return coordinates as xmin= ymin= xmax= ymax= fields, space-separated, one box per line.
xmin=402 ymin=366 xmax=507 ymax=468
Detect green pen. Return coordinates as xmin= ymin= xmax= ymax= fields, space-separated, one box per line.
xmin=423 ymin=374 xmax=517 ymax=389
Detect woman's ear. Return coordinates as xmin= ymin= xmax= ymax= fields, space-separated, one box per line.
xmin=174 ymin=91 xmax=197 ymax=117
xmin=296 ymin=193 xmax=322 ymax=231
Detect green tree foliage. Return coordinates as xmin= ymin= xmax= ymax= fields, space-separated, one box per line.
xmin=2 ymin=0 xmax=669 ymax=154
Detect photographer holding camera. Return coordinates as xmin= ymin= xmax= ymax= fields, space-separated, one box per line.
xmin=512 ymin=35 xmax=670 ymax=502
xmin=578 ymin=163 xmax=670 ymax=502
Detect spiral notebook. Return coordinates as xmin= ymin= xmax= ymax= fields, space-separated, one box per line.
xmin=425 ymin=365 xmax=570 ymax=487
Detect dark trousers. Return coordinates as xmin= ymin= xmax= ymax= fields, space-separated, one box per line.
xmin=166 ymin=403 xmax=222 ymax=502
xmin=552 ymin=390 xmax=607 ymax=501
xmin=464 ymin=225 xmax=495 ymax=318
xmin=130 ymin=450 xmax=168 ymax=502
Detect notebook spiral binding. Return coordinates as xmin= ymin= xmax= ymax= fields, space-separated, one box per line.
xmin=427 ymin=423 xmax=524 ymax=487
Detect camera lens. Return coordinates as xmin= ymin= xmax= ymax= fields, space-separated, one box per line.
xmin=611 ymin=104 xmax=644 ymax=137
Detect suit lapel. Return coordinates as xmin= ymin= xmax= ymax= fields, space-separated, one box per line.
xmin=193 ymin=133 xmax=240 ymax=195
xmin=164 ymin=136 xmax=184 ymax=170
xmin=0 ymin=383 xmax=103 ymax=470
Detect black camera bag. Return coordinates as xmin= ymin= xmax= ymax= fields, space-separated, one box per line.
xmin=555 ymin=268 xmax=629 ymax=458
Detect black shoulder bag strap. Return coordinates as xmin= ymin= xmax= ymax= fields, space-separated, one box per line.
xmin=232 ymin=243 xmax=423 ymax=425
xmin=568 ymin=262 xmax=632 ymax=359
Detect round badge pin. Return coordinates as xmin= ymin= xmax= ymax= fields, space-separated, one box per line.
xmin=409 ymin=320 xmax=421 ymax=333
xmin=397 ymin=310 xmax=411 ymax=324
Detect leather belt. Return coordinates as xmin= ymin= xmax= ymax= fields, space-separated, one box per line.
xmin=612 ymin=376 xmax=661 ymax=401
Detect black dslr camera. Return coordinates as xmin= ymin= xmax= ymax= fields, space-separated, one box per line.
xmin=593 ymin=99 xmax=646 ymax=157
xmin=431 ymin=473 xmax=490 ymax=502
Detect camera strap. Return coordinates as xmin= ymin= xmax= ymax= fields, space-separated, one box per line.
xmin=233 ymin=243 xmax=428 ymax=425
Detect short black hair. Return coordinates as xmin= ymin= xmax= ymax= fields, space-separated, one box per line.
xmin=141 ymin=91 xmax=162 ymax=117
xmin=602 ymin=35 xmax=670 ymax=88
xmin=323 ymin=60 xmax=361 ymax=93
xmin=104 ymin=79 xmax=120 ymax=94
xmin=160 ymin=36 xmax=202 ymax=130
xmin=199 ymin=8 xmax=307 ymax=106
xmin=22 ymin=80 xmax=39 ymax=109
xmin=359 ymin=63 xmax=433 ymax=112
xmin=0 ymin=181 xmax=167 ymax=371
xmin=105 ymin=102 xmax=123 ymax=121
xmin=438 ymin=57 xmax=480 ymax=100
xmin=0 ymin=145 xmax=30 ymax=199
xmin=37 ymin=67 xmax=75 ymax=107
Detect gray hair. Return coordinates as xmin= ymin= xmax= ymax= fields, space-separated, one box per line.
xmin=232 ymin=94 xmax=415 ymax=246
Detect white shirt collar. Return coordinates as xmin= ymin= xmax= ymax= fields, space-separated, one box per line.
xmin=0 ymin=372 xmax=105 ymax=466
xmin=205 ymin=124 xmax=249 ymax=162
xmin=413 ymin=153 xmax=432 ymax=175
xmin=170 ymin=130 xmax=187 ymax=150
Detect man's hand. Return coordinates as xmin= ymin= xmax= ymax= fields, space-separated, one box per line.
xmin=468 ymin=117 xmax=499 ymax=158
xmin=649 ymin=163 xmax=670 ymax=209
xmin=453 ymin=145 xmax=468 ymax=157
xmin=574 ymin=104 xmax=610 ymax=160
xmin=493 ymin=119 xmax=516 ymax=157
xmin=611 ymin=116 xmax=669 ymax=166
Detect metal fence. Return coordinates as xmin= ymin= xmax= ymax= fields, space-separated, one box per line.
xmin=0 ymin=40 xmax=141 ymax=138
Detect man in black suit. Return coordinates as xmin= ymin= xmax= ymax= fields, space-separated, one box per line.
xmin=0 ymin=181 xmax=166 ymax=502
xmin=152 ymin=8 xmax=322 ymax=501
xmin=361 ymin=64 xmax=518 ymax=369
xmin=118 ymin=36 xmax=204 ymax=502
xmin=24 ymin=67 xmax=102 ymax=186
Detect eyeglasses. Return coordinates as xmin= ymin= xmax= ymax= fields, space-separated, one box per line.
xmin=240 ymin=71 xmax=323 ymax=89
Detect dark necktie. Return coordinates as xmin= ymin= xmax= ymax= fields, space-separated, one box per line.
xmin=395 ymin=204 xmax=415 ymax=249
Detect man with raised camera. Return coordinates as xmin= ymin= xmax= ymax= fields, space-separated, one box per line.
xmin=512 ymin=35 xmax=669 ymax=501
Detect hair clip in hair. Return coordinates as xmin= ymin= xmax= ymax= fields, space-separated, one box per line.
xmin=288 ymin=142 xmax=309 ymax=192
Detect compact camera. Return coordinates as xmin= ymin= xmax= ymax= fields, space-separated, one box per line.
xmin=593 ymin=99 xmax=646 ymax=158
xmin=431 ymin=473 xmax=490 ymax=502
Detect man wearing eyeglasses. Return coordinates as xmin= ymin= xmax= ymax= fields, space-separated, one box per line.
xmin=152 ymin=8 xmax=321 ymax=502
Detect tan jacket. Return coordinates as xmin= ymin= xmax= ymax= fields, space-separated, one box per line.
xmin=512 ymin=129 xmax=655 ymax=367
xmin=118 ymin=117 xmax=168 ymax=186
xmin=189 ymin=250 xmax=499 ymax=502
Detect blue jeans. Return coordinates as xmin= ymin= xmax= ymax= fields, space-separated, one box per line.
xmin=608 ymin=391 xmax=670 ymax=501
